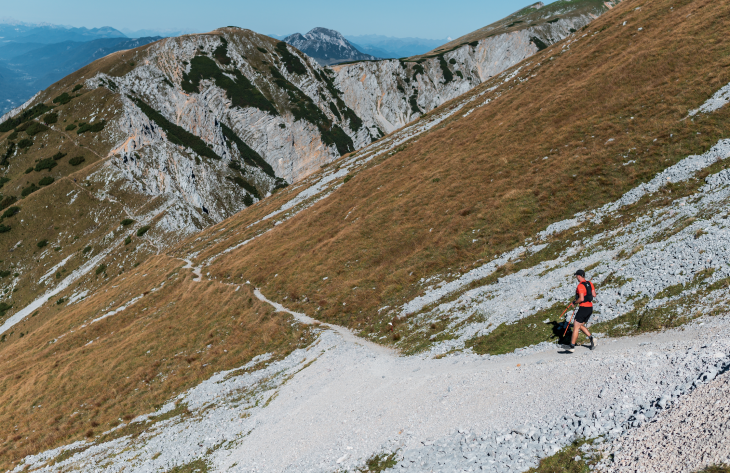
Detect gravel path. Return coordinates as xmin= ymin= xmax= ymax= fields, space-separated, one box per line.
xmin=601 ymin=368 xmax=730 ymax=472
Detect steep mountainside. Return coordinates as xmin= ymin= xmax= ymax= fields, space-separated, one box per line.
xmin=284 ymin=27 xmax=378 ymax=66
xmin=331 ymin=0 xmax=616 ymax=135
xmin=3 ymin=0 xmax=729 ymax=469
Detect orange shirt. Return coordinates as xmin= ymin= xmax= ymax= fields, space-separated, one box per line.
xmin=576 ymin=281 xmax=595 ymax=307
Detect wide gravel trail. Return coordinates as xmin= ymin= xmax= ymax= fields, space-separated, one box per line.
xmin=209 ymin=309 xmax=730 ymax=472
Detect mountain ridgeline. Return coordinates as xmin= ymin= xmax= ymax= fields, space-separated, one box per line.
xmin=284 ymin=27 xmax=378 ymax=66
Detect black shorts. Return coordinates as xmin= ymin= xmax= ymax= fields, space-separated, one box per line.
xmin=575 ymin=306 xmax=593 ymax=324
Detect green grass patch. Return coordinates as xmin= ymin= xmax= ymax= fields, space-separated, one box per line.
xmin=466 ymin=301 xmax=574 ymax=355
xmin=167 ymin=458 xmax=209 ymax=473
xmin=357 ymin=452 xmax=398 ymax=473
xmin=526 ymin=439 xmax=598 ymax=473
xmin=697 ymin=466 xmax=730 ymax=473
xmin=654 ymin=268 xmax=714 ymax=300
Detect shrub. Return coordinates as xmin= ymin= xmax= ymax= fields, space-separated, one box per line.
xmin=56 ymin=298 xmax=65 ymax=305
xmin=77 ymin=120 xmax=105 ymax=134
xmin=65 ymin=124 xmax=77 ymax=131
xmin=3 ymin=207 xmax=20 ymax=218
xmin=530 ymin=36 xmax=548 ymax=51
xmin=25 ymin=167 xmax=33 ymax=174
xmin=37 ymin=239 xmax=48 ymax=248
xmin=21 ymin=184 xmax=39 ymax=197
xmin=0 ymin=224 xmax=10 ymax=233
xmin=0 ymin=103 xmax=52 ymax=132
xmin=455 ymin=71 xmax=463 ymax=79
xmin=0 ymin=302 xmax=12 ymax=317
xmin=69 ymin=156 xmax=85 ymax=166
xmin=228 ymin=176 xmax=261 ymax=199
xmin=257 ymin=46 xmax=268 ymax=54
xmin=38 ymin=176 xmax=54 ymax=186
xmin=55 ymin=272 xmax=61 ymax=279
xmin=449 ymin=58 xmax=456 ymax=64
xmin=95 ymin=264 xmax=106 ymax=275
xmin=0 ymin=142 xmax=15 ymax=167
xmin=72 ymin=84 xmax=83 ymax=92
xmin=213 ymin=36 xmax=231 ymax=65
xmin=17 ymin=138 xmax=33 ymax=149
xmin=275 ymin=41 xmax=307 ymax=75
xmin=181 ymin=56 xmax=278 ymax=115
xmin=7 ymin=131 xmax=17 ymax=140
xmin=121 ymin=218 xmax=135 ymax=226
xmin=220 ymin=123 xmax=275 ymax=177
xmin=227 ymin=160 xmax=242 ymax=171
xmin=343 ymin=174 xmax=353 ymax=183
xmin=0 ymin=196 xmax=17 ymax=210
xmin=136 ymin=225 xmax=151 ymax=237
xmin=438 ymin=55 xmax=453 ymax=83
xmin=413 ymin=64 xmax=424 ymax=76
xmin=82 ymin=246 xmax=92 ymax=254
xmin=243 ymin=194 xmax=254 ymax=206
xmin=131 ymin=97 xmax=229 ymax=162
xmin=43 ymin=113 xmax=58 ymax=125
xmin=34 ymin=158 xmax=57 ymax=172
xmin=53 ymin=93 xmax=72 ymax=105
xmin=0 ymin=270 xmax=10 ymax=278
xmin=124 ymin=235 xmax=132 ymax=245
xmin=0 ymin=177 xmax=8 ymax=189
xmin=51 ymin=152 xmax=67 ymax=160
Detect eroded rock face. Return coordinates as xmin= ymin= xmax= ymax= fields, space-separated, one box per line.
xmin=332 ymin=17 xmax=591 ymax=134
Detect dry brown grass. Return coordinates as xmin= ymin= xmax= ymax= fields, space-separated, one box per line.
xmin=0 ymin=255 xmax=311 ymax=468
xmin=200 ymin=0 xmax=730 ymax=335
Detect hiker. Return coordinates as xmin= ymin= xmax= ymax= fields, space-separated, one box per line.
xmin=565 ymin=269 xmax=597 ymax=353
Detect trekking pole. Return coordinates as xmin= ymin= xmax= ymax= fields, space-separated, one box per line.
xmin=557 ymin=301 xmax=574 ymax=322
xmin=562 ymin=305 xmax=578 ymax=338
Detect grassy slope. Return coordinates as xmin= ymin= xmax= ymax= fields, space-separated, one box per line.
xmin=198 ymin=0 xmax=730 ymax=342
xmin=414 ymin=0 xmax=612 ymax=59
xmin=0 ymin=255 xmax=311 ymax=467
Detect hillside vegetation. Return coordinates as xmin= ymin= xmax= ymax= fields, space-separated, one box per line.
xmin=0 ymin=0 xmax=729 ymax=469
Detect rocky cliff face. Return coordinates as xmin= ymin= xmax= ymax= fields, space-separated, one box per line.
xmin=331 ymin=14 xmax=594 ymax=134
xmin=285 ymin=28 xmax=378 ymax=66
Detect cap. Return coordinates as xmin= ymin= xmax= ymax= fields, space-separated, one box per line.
xmin=574 ymin=269 xmax=585 ymax=277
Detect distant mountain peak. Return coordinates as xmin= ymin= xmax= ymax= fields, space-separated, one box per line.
xmin=284 ymin=27 xmax=378 ymax=66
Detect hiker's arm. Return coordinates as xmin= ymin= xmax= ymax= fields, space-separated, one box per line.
xmin=575 ymin=291 xmax=584 ymax=304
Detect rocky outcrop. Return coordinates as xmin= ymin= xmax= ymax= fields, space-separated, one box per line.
xmin=331 ymin=15 xmax=592 ymax=134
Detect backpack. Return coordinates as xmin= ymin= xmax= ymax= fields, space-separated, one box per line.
xmin=576 ymin=281 xmax=593 ymax=303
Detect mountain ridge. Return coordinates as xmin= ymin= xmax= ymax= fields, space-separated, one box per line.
xmin=284 ymin=27 xmax=378 ymax=66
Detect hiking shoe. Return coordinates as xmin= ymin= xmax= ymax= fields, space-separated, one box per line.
xmin=563 ymin=344 xmax=575 ymax=353
xmin=590 ymin=337 xmax=597 ymax=351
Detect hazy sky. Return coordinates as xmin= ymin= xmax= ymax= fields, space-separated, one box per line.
xmin=1 ymin=0 xmax=557 ymax=39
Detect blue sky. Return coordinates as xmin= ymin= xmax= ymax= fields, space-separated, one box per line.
xmin=1 ymin=0 xmax=557 ymax=39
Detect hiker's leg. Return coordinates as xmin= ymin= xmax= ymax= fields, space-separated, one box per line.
xmin=571 ymin=322 xmax=582 ymax=345
xmin=579 ymin=323 xmax=592 ymax=338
